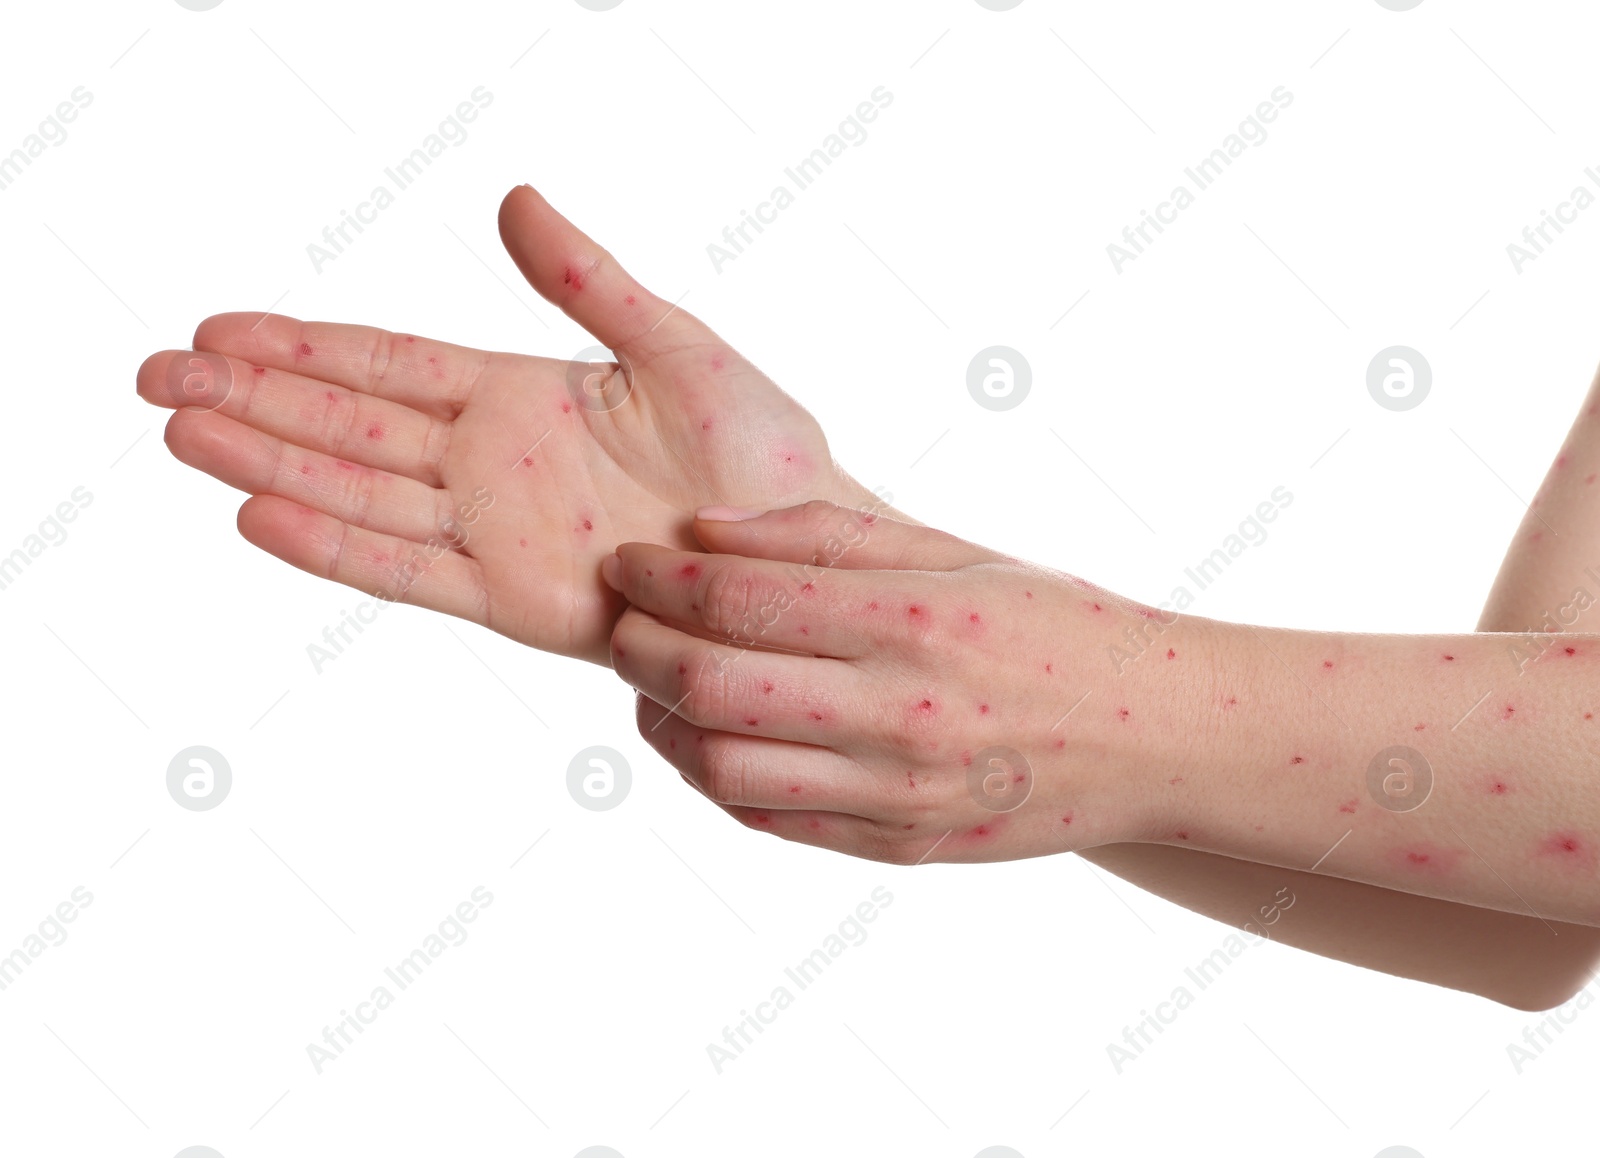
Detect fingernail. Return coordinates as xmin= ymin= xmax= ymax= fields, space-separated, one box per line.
xmin=696 ymin=505 xmax=763 ymax=522
xmin=601 ymin=552 xmax=623 ymax=590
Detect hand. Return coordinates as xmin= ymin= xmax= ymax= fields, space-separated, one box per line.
xmin=137 ymin=186 xmax=882 ymax=664
xmin=603 ymin=501 xmax=1165 ymax=863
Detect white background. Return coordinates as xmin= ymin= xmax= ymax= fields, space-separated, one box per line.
xmin=1 ymin=1 xmax=1596 ymax=1155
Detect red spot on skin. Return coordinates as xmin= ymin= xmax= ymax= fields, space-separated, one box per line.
xmin=970 ymin=825 xmax=992 ymax=838
xmin=959 ymin=751 xmax=972 ymax=766
xmin=809 ymin=711 xmax=824 ymax=721
xmin=625 ymin=294 xmax=636 ymax=305
xmin=801 ymin=582 xmax=815 ymax=595
xmin=869 ymin=601 xmax=880 ymax=611
xmin=522 ymin=457 xmax=534 ymax=467
xmin=1587 ymin=474 xmax=1597 ymax=485
xmin=1567 ymin=647 xmax=1578 ymax=656
xmin=1338 ymin=800 xmax=1358 ymax=814
xmin=710 ymin=354 xmax=725 ymax=371
xmin=1025 ymin=591 xmax=1034 ymax=599
xmin=907 ymin=605 xmax=923 ymax=618
xmin=518 ymin=537 xmax=528 ymax=547
xmin=784 ymin=455 xmax=793 ymax=464
xmin=1587 ymin=713 xmax=1595 ymax=720
xmin=581 ymin=519 xmax=593 ymax=532
xmin=1557 ymin=454 xmax=1569 ymax=468
xmin=563 ymin=266 xmax=584 ymax=290
xmin=753 ymin=814 xmax=771 ymax=825
xmin=1092 ymin=603 xmax=1103 ymax=612
xmin=324 ymin=390 xmax=336 ymax=402
xmin=744 ymin=717 xmax=759 ymax=727
xmin=404 ymin=335 xmax=415 ymax=343
xmin=1225 ymin=696 xmax=1238 ymax=708
xmin=1061 ymin=812 xmax=1073 ymax=825
xmin=1168 ymin=776 xmax=1185 ymax=786
xmin=979 ymin=704 xmax=990 ymax=715
xmin=298 ymin=342 xmax=313 ymax=356
xmin=789 ymin=786 xmax=801 ymax=794
xmin=1489 ymin=779 xmax=1509 ymax=795
xmin=1442 ymin=654 xmax=1454 ymax=662
xmin=1117 ymin=708 xmax=1130 ymax=721
xmin=1536 ymin=832 xmax=1597 ymax=868
xmin=677 ymin=663 xmax=687 ymax=675
xmin=907 ymin=773 xmax=915 ymax=788
xmin=1322 ymin=660 xmax=1334 ymax=670
xmin=799 ymin=626 xmax=809 ymax=635
xmin=562 ymin=401 xmax=573 ymax=413
xmin=1291 ymin=756 xmax=1305 ymax=765
xmin=669 ymin=738 xmax=676 ymax=750
xmin=1013 ymin=774 xmax=1025 ymax=783
xmin=702 ymin=419 xmax=713 ymax=431
xmin=645 ymin=570 xmax=653 ymax=577
xmin=917 ymin=699 xmax=936 ymax=714
xmin=1175 ymin=831 xmax=1190 ymax=841
xmin=1045 ymin=663 xmax=1053 ymax=673
xmin=1530 ymin=530 xmax=1544 ymax=542
xmin=299 ymin=464 xmax=313 ymax=475
xmin=761 ymin=680 xmax=773 ymax=694
xmin=252 ymin=365 xmax=265 ymax=375
xmin=366 ymin=423 xmax=384 ymax=440
xmin=680 ymin=563 xmax=700 ymax=579
xmin=427 ymin=356 xmax=437 ymax=365
xmin=1391 ymin=844 xmax=1464 ymax=873
xmin=1054 ymin=739 xmax=1066 ymax=749
xmin=969 ymin=613 xmax=981 ymax=625
xmin=903 ymin=823 xmax=915 ymax=830
xmin=334 ymin=460 xmax=354 ymax=471
xmin=614 ymin=645 xmax=625 ymax=658
xmin=809 ymin=818 xmax=822 ymax=830
xmin=1503 ymin=704 xmax=1517 ymax=720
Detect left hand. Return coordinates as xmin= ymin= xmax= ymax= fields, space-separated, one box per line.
xmin=603 ymin=501 xmax=1166 ymax=864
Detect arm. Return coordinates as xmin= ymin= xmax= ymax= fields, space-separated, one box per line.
xmin=602 ymin=503 xmax=1600 ymax=971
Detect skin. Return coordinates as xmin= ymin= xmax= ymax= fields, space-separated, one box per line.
xmin=142 ymin=184 xmax=1597 ymax=1007
xmin=136 ymin=185 xmax=900 ymax=666
xmin=605 ymin=501 xmax=1600 ymax=930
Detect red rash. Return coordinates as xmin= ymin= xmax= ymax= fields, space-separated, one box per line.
xmin=1536 ymin=832 xmax=1597 ymax=869
xmin=969 ymin=613 xmax=981 ymax=624
xmin=252 ymin=366 xmax=265 ymax=375
xmin=404 ymin=335 xmax=415 ymax=343
xmin=907 ymin=605 xmax=923 ymax=618
xmin=563 ymin=267 xmax=584 ymax=290
xmin=1322 ymin=661 xmax=1334 ymax=670
xmin=744 ymin=717 xmax=759 ymax=727
xmin=754 ymin=815 xmax=771 ymax=825
xmin=562 ymin=401 xmax=572 ymax=413
xmin=1167 ymin=649 xmax=1175 ymax=659
xmin=1054 ymin=739 xmax=1066 ymax=749
xmin=1025 ymin=591 xmax=1034 ymax=599
xmin=978 ymin=704 xmax=990 ymax=715
xmin=518 ymin=537 xmax=528 ymax=547
xmin=1489 ymin=779 xmax=1509 ymax=795
xmin=1117 ymin=708 xmax=1130 ymax=721
xmin=581 ymin=519 xmax=593 ymax=532
xmin=298 ymin=342 xmax=313 ymax=356
xmin=1442 ymin=655 xmax=1454 ymax=662
xmin=1045 ymin=663 xmax=1053 ymax=673
xmin=1175 ymin=831 xmax=1190 ymax=841
xmin=917 ymin=699 xmax=936 ymax=714
xmin=869 ymin=602 xmax=880 ymax=611
xmin=1503 ymin=705 xmax=1517 ymax=720
xmin=710 ymin=355 xmax=725 ymax=371
xmin=366 ymin=423 xmax=383 ymax=440
xmin=1290 ymin=756 xmax=1305 ymax=765
xmin=625 ymin=295 xmax=636 ymax=305
xmin=335 ymin=461 xmax=353 ymax=471
xmin=1337 ymin=800 xmax=1357 ymax=814
xmin=680 ymin=564 xmax=700 ymax=579
xmin=1588 ymin=474 xmax=1597 ymax=484
xmin=1391 ymin=844 xmax=1464 ymax=873
xmin=677 ymin=663 xmax=687 ymax=675
xmin=702 ymin=420 xmax=713 ymax=431
xmin=1061 ymin=812 xmax=1073 ymax=825
xmin=789 ymin=786 xmax=801 ymax=794
xmin=809 ymin=711 xmax=824 ymax=721
xmin=522 ymin=457 xmax=534 ymax=467
xmin=761 ymin=681 xmax=774 ymax=694
xmin=1567 ymin=647 xmax=1578 ymax=656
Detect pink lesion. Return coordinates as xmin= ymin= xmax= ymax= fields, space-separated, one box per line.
xmin=1337 ymin=799 xmax=1358 ymax=814
xmin=1389 ymin=843 xmax=1466 ymax=874
xmin=1535 ymin=831 xmax=1598 ymax=871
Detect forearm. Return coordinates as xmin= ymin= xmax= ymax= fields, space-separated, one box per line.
xmin=1135 ymin=619 xmax=1600 ymax=927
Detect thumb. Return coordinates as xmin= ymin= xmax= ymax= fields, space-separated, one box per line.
xmin=690 ymin=500 xmax=1002 ymax=572
xmin=497 ymin=184 xmax=699 ymax=359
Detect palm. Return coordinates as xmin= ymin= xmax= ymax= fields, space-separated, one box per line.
xmin=139 ymin=187 xmax=864 ymax=663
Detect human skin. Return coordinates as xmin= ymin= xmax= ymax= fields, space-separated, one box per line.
xmin=141 ymin=184 xmax=1596 ymax=1006
xmin=604 ymin=501 xmax=1600 ymax=934
xmin=135 ymin=186 xmax=903 ymax=666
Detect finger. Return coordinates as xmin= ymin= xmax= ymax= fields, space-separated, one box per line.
xmin=165 ymin=408 xmax=453 ymax=543
xmin=716 ymin=802 xmax=922 ymax=864
xmin=497 ymin=184 xmax=701 ymax=359
xmin=692 ymin=499 xmax=1001 ymax=572
xmin=189 ymin=313 xmax=489 ymax=420
xmin=139 ymin=350 xmax=451 ymax=487
xmin=605 ymin=541 xmax=882 ymax=659
xmin=236 ymin=494 xmax=487 ymax=624
xmin=635 ymin=694 xmax=913 ymax=818
xmin=611 ymin=606 xmax=863 ymax=744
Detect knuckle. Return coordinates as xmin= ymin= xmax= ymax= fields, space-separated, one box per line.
xmin=681 ymin=651 xmax=735 ymax=726
xmin=700 ymin=561 xmax=758 ymax=640
xmin=697 ymin=736 xmax=755 ymax=806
